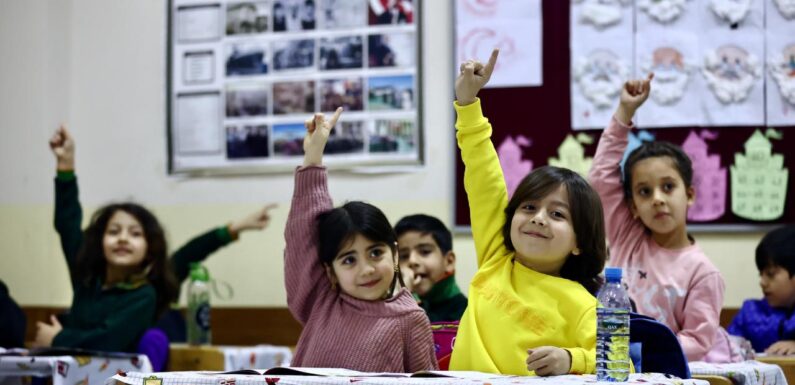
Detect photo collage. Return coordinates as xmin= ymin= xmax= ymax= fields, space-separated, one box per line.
xmin=170 ymin=0 xmax=420 ymax=173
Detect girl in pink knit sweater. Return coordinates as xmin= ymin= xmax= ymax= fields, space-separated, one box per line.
xmin=284 ymin=108 xmax=438 ymax=372
xmin=588 ymin=75 xmax=738 ymax=362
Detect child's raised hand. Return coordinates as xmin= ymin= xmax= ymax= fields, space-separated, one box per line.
xmin=616 ymin=73 xmax=654 ymax=125
xmin=303 ymin=107 xmax=343 ymax=167
xmin=228 ymin=203 xmax=278 ymax=238
xmin=455 ymin=48 xmax=499 ymax=106
xmin=765 ymin=340 xmax=795 ymax=355
xmin=526 ymin=346 xmax=571 ymax=376
xmin=49 ymin=125 xmax=75 ymax=171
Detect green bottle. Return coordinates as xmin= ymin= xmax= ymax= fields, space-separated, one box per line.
xmin=187 ymin=262 xmax=211 ymax=345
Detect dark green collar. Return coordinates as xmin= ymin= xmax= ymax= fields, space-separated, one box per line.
xmin=420 ymin=274 xmax=462 ymax=305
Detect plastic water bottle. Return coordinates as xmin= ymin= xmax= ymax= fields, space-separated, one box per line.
xmin=596 ymin=267 xmax=631 ymax=382
xmin=187 ymin=262 xmax=211 ymax=345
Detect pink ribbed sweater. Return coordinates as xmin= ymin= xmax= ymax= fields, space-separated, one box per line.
xmin=284 ymin=166 xmax=438 ymax=372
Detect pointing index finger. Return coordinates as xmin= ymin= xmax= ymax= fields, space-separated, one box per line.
xmin=483 ymin=48 xmax=500 ymax=78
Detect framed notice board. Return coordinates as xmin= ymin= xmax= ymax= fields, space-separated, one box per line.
xmin=167 ymin=0 xmax=423 ymax=175
xmin=454 ymin=0 xmax=795 ymax=232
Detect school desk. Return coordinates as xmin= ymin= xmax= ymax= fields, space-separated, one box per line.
xmin=0 ymin=350 xmax=151 ymax=385
xmin=689 ymin=360 xmax=788 ymax=385
xmin=756 ymin=355 xmax=795 ymax=385
xmin=168 ymin=344 xmax=292 ymax=371
xmin=109 ymin=371 xmax=709 ymax=385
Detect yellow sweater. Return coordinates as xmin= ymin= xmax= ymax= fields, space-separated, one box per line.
xmin=449 ymin=99 xmax=597 ymax=375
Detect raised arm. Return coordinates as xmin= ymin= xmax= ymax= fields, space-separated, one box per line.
xmin=50 ymin=126 xmax=83 ymax=275
xmin=587 ymin=75 xmax=653 ymax=248
xmin=171 ymin=204 xmax=277 ymax=284
xmin=284 ymin=108 xmax=342 ymax=325
xmin=454 ymin=49 xmax=510 ymax=267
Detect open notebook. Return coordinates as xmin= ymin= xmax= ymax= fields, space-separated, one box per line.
xmin=223 ymin=367 xmax=519 ymax=380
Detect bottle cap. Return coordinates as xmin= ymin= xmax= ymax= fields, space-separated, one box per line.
xmin=190 ymin=262 xmax=210 ymax=282
xmin=604 ymin=267 xmax=622 ymax=282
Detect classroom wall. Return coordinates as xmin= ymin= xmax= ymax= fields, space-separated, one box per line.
xmin=0 ymin=0 xmax=763 ymax=309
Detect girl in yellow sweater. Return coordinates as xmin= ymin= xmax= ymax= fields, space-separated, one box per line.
xmin=450 ymin=49 xmax=607 ymax=376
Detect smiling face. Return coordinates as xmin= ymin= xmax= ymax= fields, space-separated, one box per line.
xmin=629 ymin=156 xmax=694 ymax=239
xmin=326 ymin=233 xmax=397 ymax=301
xmin=102 ymin=210 xmax=148 ymax=271
xmin=397 ymin=231 xmax=455 ymax=296
xmin=509 ymin=184 xmax=578 ymax=276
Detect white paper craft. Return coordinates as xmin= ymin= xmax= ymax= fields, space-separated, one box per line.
xmin=708 ymin=0 xmax=753 ymax=25
xmin=637 ymin=0 xmax=690 ymax=23
xmin=572 ymin=0 xmax=632 ymax=29
xmin=573 ymin=49 xmax=629 ymax=110
xmin=769 ymin=43 xmax=795 ymax=106
xmin=773 ymin=0 xmax=795 ymax=19
xmin=702 ymin=44 xmax=762 ymax=104
xmin=643 ymin=47 xmax=693 ymax=106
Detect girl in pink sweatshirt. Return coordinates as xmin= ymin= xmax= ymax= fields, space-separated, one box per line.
xmin=588 ymin=74 xmax=738 ymax=362
xmin=284 ymin=108 xmax=437 ymax=372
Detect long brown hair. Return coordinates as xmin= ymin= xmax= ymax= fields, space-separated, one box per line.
xmin=502 ymin=166 xmax=607 ymax=294
xmin=75 ymin=203 xmax=178 ymax=318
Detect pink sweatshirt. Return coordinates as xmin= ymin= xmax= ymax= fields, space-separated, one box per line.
xmin=588 ymin=117 xmax=734 ymax=362
xmin=284 ymin=166 xmax=438 ymax=372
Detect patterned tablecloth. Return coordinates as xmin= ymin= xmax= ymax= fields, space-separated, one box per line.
xmin=690 ymin=360 xmax=788 ymax=385
xmin=0 ymin=353 xmax=152 ymax=385
xmin=109 ymin=371 xmax=708 ymax=385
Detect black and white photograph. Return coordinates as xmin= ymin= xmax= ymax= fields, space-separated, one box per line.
xmin=183 ymin=51 xmax=215 ymax=84
xmin=225 ymin=42 xmax=268 ymax=76
xmin=272 ymin=123 xmax=305 ymax=156
xmin=273 ymin=39 xmax=316 ymax=71
xmin=368 ymin=33 xmax=415 ymax=68
xmin=226 ymin=82 xmax=269 ymax=117
xmin=226 ymin=124 xmax=270 ymax=159
xmin=368 ymin=0 xmax=413 ymax=25
xmin=273 ymin=80 xmax=315 ymax=115
xmin=273 ymin=0 xmax=316 ymax=32
xmin=367 ymin=75 xmax=414 ymax=111
xmin=369 ymin=119 xmax=414 ymax=153
xmin=319 ymin=78 xmax=364 ymax=112
xmin=226 ymin=2 xmax=269 ymax=35
xmin=320 ymin=0 xmax=367 ymax=29
xmin=319 ymin=36 xmax=363 ymax=70
xmin=326 ymin=121 xmax=365 ymax=154
xmin=177 ymin=4 xmax=222 ymax=42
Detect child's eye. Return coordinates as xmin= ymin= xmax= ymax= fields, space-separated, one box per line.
xmin=341 ymin=256 xmax=356 ymax=265
xmin=398 ymin=252 xmax=409 ymax=261
xmin=637 ymin=187 xmax=650 ymax=197
xmin=551 ymin=210 xmax=566 ymax=219
xmin=370 ymin=248 xmax=384 ymax=259
xmin=522 ymin=204 xmax=536 ymax=211
xmin=419 ymin=248 xmax=433 ymax=256
xmin=663 ymin=183 xmax=675 ymax=192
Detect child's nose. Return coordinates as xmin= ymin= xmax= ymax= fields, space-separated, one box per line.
xmin=530 ymin=211 xmax=547 ymax=226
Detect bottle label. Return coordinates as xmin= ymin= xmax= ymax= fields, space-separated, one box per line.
xmin=195 ymin=302 xmax=211 ymax=330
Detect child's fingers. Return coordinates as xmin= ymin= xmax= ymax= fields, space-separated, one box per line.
xmin=463 ymin=62 xmax=475 ymax=77
xmin=328 ymin=107 xmax=343 ymax=128
xmin=50 ymin=315 xmax=61 ymax=327
xmin=263 ymin=203 xmax=278 ymax=212
xmin=483 ymin=48 xmax=500 ymax=79
xmin=305 ymin=117 xmax=315 ymax=132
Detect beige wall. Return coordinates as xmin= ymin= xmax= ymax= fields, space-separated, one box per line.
xmin=0 ymin=0 xmax=761 ymax=309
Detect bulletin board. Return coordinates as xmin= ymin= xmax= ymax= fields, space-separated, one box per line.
xmin=454 ymin=0 xmax=795 ymax=232
xmin=166 ymin=0 xmax=423 ymax=175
